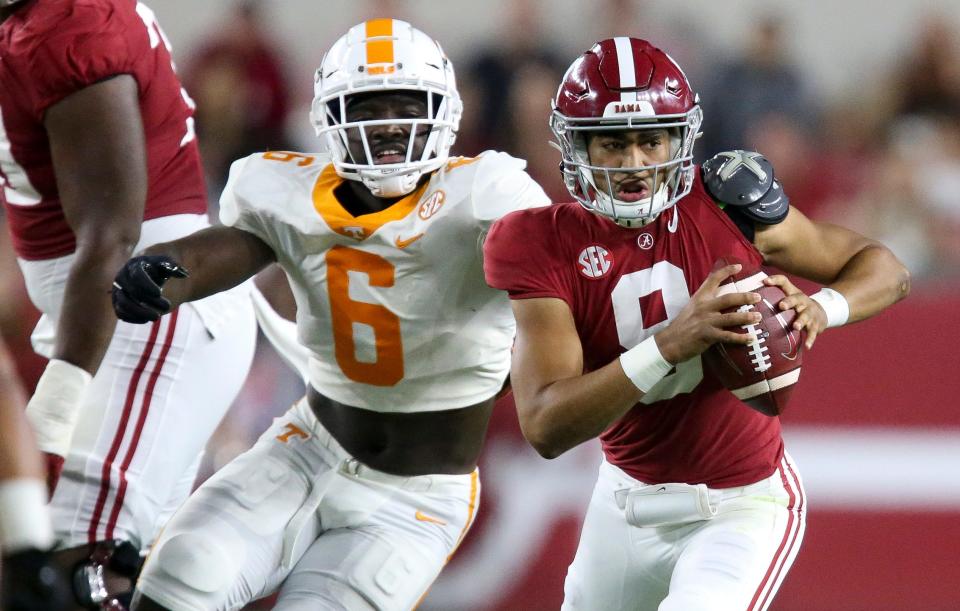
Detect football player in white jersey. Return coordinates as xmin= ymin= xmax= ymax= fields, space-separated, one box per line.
xmin=112 ymin=19 xmax=550 ymax=611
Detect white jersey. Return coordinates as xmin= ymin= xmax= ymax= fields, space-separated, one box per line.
xmin=220 ymin=150 xmax=549 ymax=413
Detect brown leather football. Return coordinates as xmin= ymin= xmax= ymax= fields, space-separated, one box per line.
xmin=702 ymin=258 xmax=804 ymax=416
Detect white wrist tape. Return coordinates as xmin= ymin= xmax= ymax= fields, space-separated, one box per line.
xmin=619 ymin=336 xmax=673 ymax=393
xmin=0 ymin=478 xmax=55 ymax=552
xmin=25 ymin=359 xmax=91 ymax=458
xmin=810 ymin=287 xmax=850 ymax=328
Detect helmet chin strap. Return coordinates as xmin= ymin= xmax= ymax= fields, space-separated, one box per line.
xmin=591 ymin=181 xmax=671 ymax=227
xmin=359 ymin=171 xmax=420 ymax=198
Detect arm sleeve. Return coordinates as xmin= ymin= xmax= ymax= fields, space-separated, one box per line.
xmin=218 ymin=156 xmax=280 ymax=252
xmin=27 ymin=3 xmax=144 ymax=118
xmin=483 ymin=209 xmax=576 ymax=309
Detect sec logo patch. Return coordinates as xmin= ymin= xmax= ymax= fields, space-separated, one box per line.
xmin=577 ymin=245 xmax=614 ymax=279
xmin=418 ymin=190 xmax=445 ymax=220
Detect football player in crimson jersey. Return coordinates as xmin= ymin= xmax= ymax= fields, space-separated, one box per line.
xmin=484 ymin=38 xmax=909 ymax=611
xmin=113 ymin=20 xmax=549 ymax=611
xmin=0 ymin=0 xmax=256 ymax=607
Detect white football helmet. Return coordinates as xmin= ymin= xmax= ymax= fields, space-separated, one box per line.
xmin=310 ymin=19 xmax=462 ymax=198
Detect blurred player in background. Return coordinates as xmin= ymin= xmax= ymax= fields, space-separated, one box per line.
xmin=0 ymin=0 xmax=256 ymax=607
xmin=484 ymin=38 xmax=909 ymax=611
xmin=111 ymin=19 xmax=549 ymax=610
xmin=0 ymin=335 xmax=70 ymax=611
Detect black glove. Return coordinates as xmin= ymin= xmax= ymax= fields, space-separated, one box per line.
xmin=112 ymin=255 xmax=189 ymax=324
xmin=1 ymin=548 xmax=72 ymax=611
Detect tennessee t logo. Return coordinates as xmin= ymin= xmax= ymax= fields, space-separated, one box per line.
xmin=276 ymin=423 xmax=309 ymax=444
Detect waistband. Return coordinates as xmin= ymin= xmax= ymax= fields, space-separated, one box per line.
xmin=600 ymin=456 xmax=788 ymax=507
xmin=289 ymin=397 xmax=477 ymax=496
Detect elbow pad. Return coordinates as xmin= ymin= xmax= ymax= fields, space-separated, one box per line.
xmin=702 ymin=150 xmax=789 ymax=225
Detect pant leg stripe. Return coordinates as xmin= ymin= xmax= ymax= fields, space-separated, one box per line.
xmin=756 ymin=454 xmax=807 ymax=611
xmin=87 ymin=319 xmax=161 ymax=543
xmin=413 ymin=471 xmax=481 ymax=611
xmin=749 ymin=456 xmax=806 ymax=611
xmin=104 ymin=309 xmax=180 ymax=540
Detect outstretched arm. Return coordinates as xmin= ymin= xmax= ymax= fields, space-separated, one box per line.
xmin=112 ymin=226 xmax=275 ymax=324
xmin=756 ymin=206 xmax=910 ymax=347
xmin=143 ymin=225 xmax=276 ymax=308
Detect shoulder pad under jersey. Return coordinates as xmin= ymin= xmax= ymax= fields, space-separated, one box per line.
xmin=702 ymin=150 xmax=789 ymax=224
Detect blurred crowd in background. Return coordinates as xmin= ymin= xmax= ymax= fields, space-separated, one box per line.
xmin=1 ymin=3 xmax=959 ymax=606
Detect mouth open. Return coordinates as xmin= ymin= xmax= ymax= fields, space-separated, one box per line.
xmin=372 ymin=144 xmax=408 ymax=165
xmin=615 ymin=180 xmax=650 ymax=203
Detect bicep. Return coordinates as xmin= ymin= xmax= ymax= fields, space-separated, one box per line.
xmin=755 ymin=206 xmax=875 ymax=283
xmin=44 ymin=75 xmax=146 ymax=244
xmin=510 ymin=297 xmax=584 ymax=403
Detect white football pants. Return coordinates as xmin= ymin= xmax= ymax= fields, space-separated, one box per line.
xmin=563 ymin=454 xmax=806 ymax=611
xmin=135 ymin=398 xmax=480 ymax=611
xmin=19 ymin=213 xmax=257 ymax=549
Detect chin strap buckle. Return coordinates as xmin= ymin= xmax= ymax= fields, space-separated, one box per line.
xmin=72 ymin=540 xmax=142 ymax=610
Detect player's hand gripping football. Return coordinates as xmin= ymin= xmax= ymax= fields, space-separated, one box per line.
xmin=654 ymin=264 xmax=762 ymax=365
xmin=112 ymin=255 xmax=189 ymax=324
xmin=763 ymin=274 xmax=827 ymax=349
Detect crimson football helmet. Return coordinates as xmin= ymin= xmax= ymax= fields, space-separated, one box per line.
xmin=551 ymin=38 xmax=702 ymax=226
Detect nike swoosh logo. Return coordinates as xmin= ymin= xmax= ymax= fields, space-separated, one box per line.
xmin=415 ymin=510 xmax=447 ymax=525
xmin=395 ymin=233 xmax=424 ymax=249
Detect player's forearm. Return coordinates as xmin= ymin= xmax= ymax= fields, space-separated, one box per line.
xmin=516 ymin=361 xmax=644 ymax=459
xmin=52 ymin=238 xmax=137 ymax=374
xmin=140 ymin=226 xmax=276 ymax=307
xmin=827 ymin=243 xmax=910 ymax=324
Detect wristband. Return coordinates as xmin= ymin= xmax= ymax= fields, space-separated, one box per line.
xmin=810 ymin=287 xmax=850 ymax=328
xmin=0 ymin=478 xmax=55 ymax=552
xmin=619 ymin=336 xmax=673 ymax=393
xmin=25 ymin=359 xmax=92 ymax=458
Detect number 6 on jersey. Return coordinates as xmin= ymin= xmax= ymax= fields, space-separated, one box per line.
xmin=325 ymin=246 xmax=404 ymax=386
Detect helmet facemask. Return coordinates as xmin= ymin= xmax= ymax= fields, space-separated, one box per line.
xmin=312 ymin=87 xmax=459 ymax=198
xmin=551 ymin=106 xmax=703 ymax=226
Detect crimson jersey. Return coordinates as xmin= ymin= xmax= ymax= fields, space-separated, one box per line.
xmin=484 ymin=173 xmax=784 ymax=488
xmin=0 ymin=0 xmax=206 ymax=260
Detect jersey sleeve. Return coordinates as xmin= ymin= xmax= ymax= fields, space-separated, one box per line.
xmin=483 ymin=208 xmax=576 ymax=308
xmin=471 ymin=151 xmax=551 ymax=229
xmin=25 ymin=1 xmax=146 ymax=118
xmin=218 ymin=155 xmax=281 ymax=253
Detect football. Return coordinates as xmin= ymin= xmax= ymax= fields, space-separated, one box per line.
xmin=702 ymin=258 xmax=804 ymax=416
